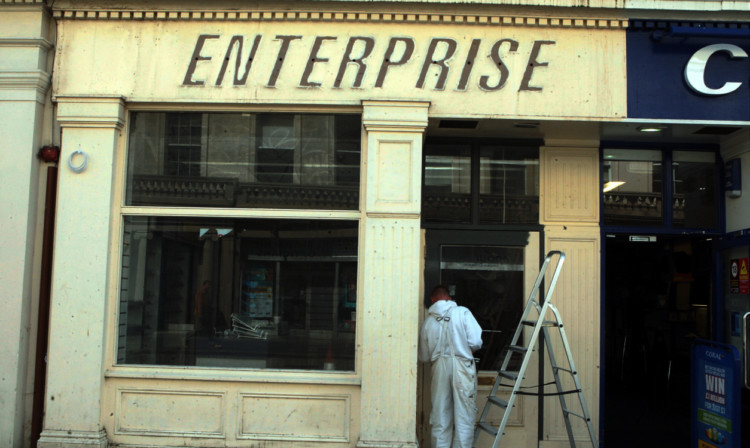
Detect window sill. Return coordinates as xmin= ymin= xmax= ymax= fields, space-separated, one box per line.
xmin=105 ymin=367 xmax=361 ymax=386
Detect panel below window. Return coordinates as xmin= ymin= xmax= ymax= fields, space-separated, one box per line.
xmin=117 ymin=217 xmax=357 ymax=371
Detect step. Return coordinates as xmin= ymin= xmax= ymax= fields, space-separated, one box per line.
xmin=563 ymin=409 xmax=588 ymax=421
xmin=521 ymin=320 xmax=560 ymax=327
xmin=498 ymin=370 xmax=519 ymax=381
xmin=508 ymin=345 xmax=528 ymax=354
xmin=477 ymin=422 xmax=499 ymax=437
xmin=487 ymin=396 xmax=509 ymax=408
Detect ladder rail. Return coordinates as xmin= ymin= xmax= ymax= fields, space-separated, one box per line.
xmin=547 ymin=303 xmax=599 ymax=447
xmin=542 ymin=325 xmax=578 ymax=448
xmin=473 ymin=251 xmax=599 ymax=448
xmin=474 ymin=252 xmax=566 ymax=447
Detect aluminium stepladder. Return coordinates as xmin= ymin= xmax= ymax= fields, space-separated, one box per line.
xmin=473 ymin=251 xmax=598 ymax=448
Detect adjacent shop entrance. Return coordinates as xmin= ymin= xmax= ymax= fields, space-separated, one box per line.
xmin=603 ymin=234 xmax=714 ymax=448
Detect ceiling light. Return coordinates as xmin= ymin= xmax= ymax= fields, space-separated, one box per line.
xmin=637 ymin=125 xmax=667 ymax=133
xmin=602 ymin=181 xmax=625 ymax=193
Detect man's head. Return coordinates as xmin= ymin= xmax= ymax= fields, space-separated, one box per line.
xmin=430 ymin=285 xmax=452 ymax=304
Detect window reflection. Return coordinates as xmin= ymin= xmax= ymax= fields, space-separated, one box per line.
xmin=422 ymin=145 xmax=472 ymax=223
xmin=479 ymin=146 xmax=539 ymax=224
xmin=672 ymin=151 xmax=717 ymax=229
xmin=126 ymin=112 xmax=361 ymax=210
xmin=439 ymin=245 xmax=524 ymax=371
xmin=117 ymin=217 xmax=357 ymax=370
xmin=422 ymin=143 xmax=540 ymax=225
xmin=602 ymin=149 xmax=663 ymax=226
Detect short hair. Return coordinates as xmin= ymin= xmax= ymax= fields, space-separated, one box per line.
xmin=431 ymin=285 xmax=450 ymax=298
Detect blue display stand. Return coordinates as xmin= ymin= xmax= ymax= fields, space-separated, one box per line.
xmin=692 ymin=340 xmax=742 ymax=448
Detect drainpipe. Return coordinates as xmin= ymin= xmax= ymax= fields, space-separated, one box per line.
xmin=30 ymin=159 xmax=58 ymax=448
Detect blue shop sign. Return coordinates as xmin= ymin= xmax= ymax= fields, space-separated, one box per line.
xmin=691 ymin=340 xmax=741 ymax=448
xmin=628 ymin=21 xmax=750 ymax=122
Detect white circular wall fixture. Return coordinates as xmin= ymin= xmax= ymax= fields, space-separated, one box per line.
xmin=68 ymin=149 xmax=88 ymax=173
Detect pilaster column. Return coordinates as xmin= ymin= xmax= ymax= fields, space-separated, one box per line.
xmin=38 ymin=96 xmax=124 ymax=448
xmin=357 ymin=101 xmax=428 ymax=448
xmin=539 ymin=137 xmax=600 ymax=448
xmin=0 ymin=5 xmax=52 ymax=447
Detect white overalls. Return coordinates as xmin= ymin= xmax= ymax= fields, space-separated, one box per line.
xmin=427 ymin=307 xmax=478 ymax=448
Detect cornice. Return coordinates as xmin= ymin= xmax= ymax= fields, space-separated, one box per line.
xmin=0 ymin=70 xmax=49 ymax=87
xmin=0 ymin=38 xmax=54 ymax=51
xmin=50 ymin=9 xmax=628 ymax=29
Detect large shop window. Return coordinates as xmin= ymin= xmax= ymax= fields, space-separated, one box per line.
xmin=602 ymin=149 xmax=718 ymax=229
xmin=118 ymin=112 xmax=361 ymax=371
xmin=422 ymin=143 xmax=539 ymax=225
xmin=126 ymin=112 xmax=361 ymax=210
xmin=118 ymin=218 xmax=357 ymax=370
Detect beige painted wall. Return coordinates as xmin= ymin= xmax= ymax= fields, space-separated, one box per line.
xmin=51 ymin=11 xmax=627 ymax=120
xmin=0 ymin=5 xmax=53 ymax=448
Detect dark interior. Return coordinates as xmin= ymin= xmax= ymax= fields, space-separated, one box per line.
xmin=603 ymin=235 xmax=713 ymax=447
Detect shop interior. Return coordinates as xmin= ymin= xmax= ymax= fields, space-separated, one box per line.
xmin=603 ymin=235 xmax=713 ymax=448
xmin=118 ymin=217 xmax=358 ymax=371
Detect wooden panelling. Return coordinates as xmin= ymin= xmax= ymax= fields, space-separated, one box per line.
xmin=238 ymin=393 xmax=350 ymax=442
xmin=542 ymin=227 xmax=600 ymax=447
xmin=116 ymin=389 xmax=225 ymax=437
xmin=541 ymin=147 xmax=600 ymax=224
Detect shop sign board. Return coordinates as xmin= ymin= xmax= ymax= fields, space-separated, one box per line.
xmin=53 ymin=17 xmax=627 ymax=119
xmin=691 ymin=340 xmax=741 ymax=448
xmin=627 ymin=21 xmax=750 ymax=122
xmin=729 ymin=258 xmax=749 ymax=295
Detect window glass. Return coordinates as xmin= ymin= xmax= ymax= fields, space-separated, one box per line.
xmin=602 ymin=149 xmax=663 ymax=226
xmin=479 ymin=146 xmax=539 ymax=224
xmin=422 ymin=145 xmax=472 ymax=223
xmin=126 ymin=113 xmax=361 ymax=210
xmin=439 ymin=245 xmax=524 ymax=371
xmin=117 ymin=217 xmax=357 ymax=370
xmin=672 ymin=151 xmax=717 ymax=229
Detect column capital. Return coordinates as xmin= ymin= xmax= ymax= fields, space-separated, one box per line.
xmin=362 ymin=101 xmax=429 ymax=132
xmin=55 ymin=95 xmax=125 ymax=129
xmin=0 ymin=69 xmax=50 ymax=103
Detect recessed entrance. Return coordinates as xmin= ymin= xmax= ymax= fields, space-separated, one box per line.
xmin=603 ymin=234 xmax=713 ymax=448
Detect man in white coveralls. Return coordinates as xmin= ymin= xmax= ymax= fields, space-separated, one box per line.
xmin=419 ymin=285 xmax=483 ymax=448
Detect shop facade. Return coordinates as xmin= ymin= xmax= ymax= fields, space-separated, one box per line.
xmin=1 ymin=1 xmax=748 ymax=448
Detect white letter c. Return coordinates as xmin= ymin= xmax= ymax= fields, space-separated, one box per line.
xmin=684 ymin=43 xmax=748 ymax=96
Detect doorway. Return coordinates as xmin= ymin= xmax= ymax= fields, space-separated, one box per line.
xmin=420 ymin=229 xmax=540 ymax=448
xmin=603 ymin=234 xmax=713 ymax=448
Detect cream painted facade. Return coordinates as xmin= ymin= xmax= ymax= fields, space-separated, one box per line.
xmin=1 ymin=1 xmax=749 ymax=448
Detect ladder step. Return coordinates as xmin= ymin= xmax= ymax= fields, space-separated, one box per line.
xmin=477 ymin=422 xmax=499 ymax=437
xmin=563 ymin=409 xmax=588 ymax=421
xmin=521 ymin=320 xmax=560 ymax=327
xmin=498 ymin=370 xmax=519 ymax=381
xmin=508 ymin=345 xmax=528 ymax=354
xmin=553 ymin=366 xmax=575 ymax=375
xmin=487 ymin=396 xmax=509 ymax=408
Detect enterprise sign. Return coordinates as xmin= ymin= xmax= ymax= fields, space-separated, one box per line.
xmin=181 ymin=34 xmax=556 ymax=92
xmin=627 ymin=21 xmax=750 ymax=122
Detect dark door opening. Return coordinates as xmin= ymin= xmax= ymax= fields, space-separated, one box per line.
xmin=603 ymin=234 xmax=713 ymax=448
